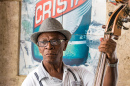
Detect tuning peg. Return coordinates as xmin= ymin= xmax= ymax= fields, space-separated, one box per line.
xmin=112 ymin=35 xmax=119 ymax=40
xmin=121 ymin=18 xmax=130 ymax=23
xmin=123 ymin=26 xmax=129 ymax=30
xmin=102 ymin=25 xmax=106 ymax=29
xmin=108 ymin=12 xmax=113 ymax=16
xmin=117 ymin=17 xmax=129 ymax=30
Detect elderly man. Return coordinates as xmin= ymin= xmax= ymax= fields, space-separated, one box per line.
xmin=22 ymin=17 xmax=118 ymax=86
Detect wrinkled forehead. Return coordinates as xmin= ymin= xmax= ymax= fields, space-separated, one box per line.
xmin=37 ymin=32 xmax=66 ymax=40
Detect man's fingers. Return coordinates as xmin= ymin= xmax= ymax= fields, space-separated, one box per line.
xmin=98 ymin=46 xmax=115 ymax=52
xmin=98 ymin=41 xmax=116 ymax=54
xmin=100 ymin=38 xmax=104 ymax=42
xmin=99 ymin=37 xmax=117 ymax=61
xmin=100 ymin=39 xmax=116 ymax=45
xmin=100 ymin=42 xmax=116 ymax=47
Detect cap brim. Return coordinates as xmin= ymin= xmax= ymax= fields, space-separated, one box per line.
xmin=31 ymin=30 xmax=71 ymax=45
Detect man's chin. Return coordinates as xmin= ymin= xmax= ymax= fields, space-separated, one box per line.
xmin=44 ymin=59 xmax=57 ymax=64
xmin=43 ymin=56 xmax=61 ymax=64
xmin=47 ymin=60 xmax=59 ymax=64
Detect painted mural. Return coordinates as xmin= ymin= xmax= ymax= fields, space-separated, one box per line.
xmin=19 ymin=0 xmax=106 ymax=75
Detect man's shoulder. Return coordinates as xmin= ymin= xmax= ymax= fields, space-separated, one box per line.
xmin=27 ymin=67 xmax=39 ymax=77
xmin=23 ymin=67 xmax=39 ymax=82
xmin=21 ymin=67 xmax=39 ymax=86
xmin=26 ymin=62 xmax=43 ymax=78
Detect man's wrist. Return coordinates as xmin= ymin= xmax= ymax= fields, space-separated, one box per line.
xmin=107 ymin=59 xmax=118 ymax=67
xmin=107 ymin=50 xmax=118 ymax=64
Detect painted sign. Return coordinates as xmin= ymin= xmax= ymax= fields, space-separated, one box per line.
xmin=35 ymin=0 xmax=87 ymax=27
xmin=19 ymin=0 xmax=106 ymax=75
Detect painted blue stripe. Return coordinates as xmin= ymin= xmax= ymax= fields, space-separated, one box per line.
xmin=78 ymin=0 xmax=92 ymax=17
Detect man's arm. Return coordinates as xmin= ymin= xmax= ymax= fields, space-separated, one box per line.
xmin=98 ymin=38 xmax=118 ymax=86
xmin=103 ymin=52 xmax=118 ymax=86
xmin=103 ymin=63 xmax=118 ymax=86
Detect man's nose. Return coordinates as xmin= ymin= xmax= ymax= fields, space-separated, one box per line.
xmin=45 ymin=42 xmax=54 ymax=49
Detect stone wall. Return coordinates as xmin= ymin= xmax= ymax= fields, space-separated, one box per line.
xmin=0 ymin=0 xmax=129 ymax=86
xmin=0 ymin=1 xmax=25 ymax=86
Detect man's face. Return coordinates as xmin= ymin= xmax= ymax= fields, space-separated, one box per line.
xmin=37 ymin=32 xmax=68 ymax=64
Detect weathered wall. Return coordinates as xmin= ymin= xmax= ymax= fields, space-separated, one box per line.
xmin=0 ymin=1 xmax=25 ymax=86
xmin=0 ymin=1 xmax=129 ymax=86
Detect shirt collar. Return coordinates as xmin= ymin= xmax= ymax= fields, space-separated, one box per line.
xmin=37 ymin=61 xmax=68 ymax=81
xmin=37 ymin=61 xmax=50 ymax=81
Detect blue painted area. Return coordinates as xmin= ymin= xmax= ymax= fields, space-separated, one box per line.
xmin=63 ymin=42 xmax=89 ymax=66
xmin=32 ymin=42 xmax=43 ymax=62
xmin=63 ymin=57 xmax=87 ymax=66
xmin=73 ymin=2 xmax=92 ymax=34
xmin=73 ymin=8 xmax=91 ymax=34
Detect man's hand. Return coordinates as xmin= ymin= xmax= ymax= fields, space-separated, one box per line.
xmin=98 ymin=38 xmax=118 ymax=64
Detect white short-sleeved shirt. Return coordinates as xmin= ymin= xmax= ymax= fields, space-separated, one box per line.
xmin=22 ymin=62 xmax=94 ymax=86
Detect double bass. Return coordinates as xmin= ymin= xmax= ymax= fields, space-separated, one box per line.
xmin=94 ymin=0 xmax=130 ymax=86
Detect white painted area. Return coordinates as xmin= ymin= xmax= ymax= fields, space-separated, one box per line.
xmin=86 ymin=0 xmax=106 ymax=73
xmin=19 ymin=40 xmax=40 ymax=75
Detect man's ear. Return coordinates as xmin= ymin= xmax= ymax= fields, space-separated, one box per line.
xmin=63 ymin=40 xmax=68 ymax=51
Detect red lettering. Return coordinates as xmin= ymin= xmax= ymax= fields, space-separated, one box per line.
xmin=34 ymin=0 xmax=87 ymax=28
